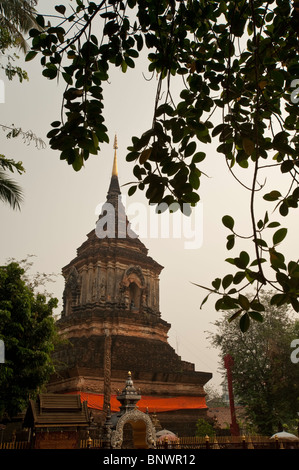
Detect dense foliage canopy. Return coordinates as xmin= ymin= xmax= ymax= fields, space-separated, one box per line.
xmin=0 ymin=262 xmax=58 ymax=418
xmin=27 ymin=0 xmax=299 ymax=329
xmin=210 ymin=292 xmax=299 ymax=434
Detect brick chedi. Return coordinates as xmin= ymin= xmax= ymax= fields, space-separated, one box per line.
xmin=48 ymin=137 xmax=212 ymax=436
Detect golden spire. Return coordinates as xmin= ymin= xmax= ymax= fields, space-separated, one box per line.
xmin=112 ymin=134 xmax=118 ymax=176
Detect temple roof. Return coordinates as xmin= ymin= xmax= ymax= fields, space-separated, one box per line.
xmin=23 ymin=394 xmax=90 ymax=429
xmin=107 ymin=135 xmax=121 ymax=199
xmin=60 ymin=137 xmax=164 ymax=318
xmin=116 ymin=371 xmax=141 ymax=413
xmin=96 ymin=136 xmax=138 ymax=240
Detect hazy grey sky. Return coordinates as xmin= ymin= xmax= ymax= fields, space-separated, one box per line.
xmin=0 ymin=1 xmax=297 ymax=391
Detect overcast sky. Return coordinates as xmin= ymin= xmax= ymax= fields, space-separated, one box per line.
xmin=0 ymin=1 xmax=297 ymax=392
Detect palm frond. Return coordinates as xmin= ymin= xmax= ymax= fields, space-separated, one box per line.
xmin=0 ymin=169 xmax=23 ymax=210
xmin=0 ymin=0 xmax=40 ymax=52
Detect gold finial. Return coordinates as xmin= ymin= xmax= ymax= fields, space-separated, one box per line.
xmin=114 ymin=134 xmax=118 ymax=150
xmin=112 ymin=134 xmax=118 ymax=176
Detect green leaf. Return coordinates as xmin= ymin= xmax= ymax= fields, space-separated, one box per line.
xmin=200 ymin=294 xmax=210 ymax=309
xmin=250 ymin=258 xmax=266 ymax=267
xmin=222 ymin=215 xmax=234 ymax=230
xmin=270 ymin=293 xmax=288 ymax=307
xmin=271 ymin=69 xmax=284 ymax=88
xmin=42 ymin=65 xmax=58 ymax=80
xmin=92 ymin=132 xmax=99 ymax=150
xmin=226 ymin=234 xmax=235 ymax=250
xmin=263 ymin=211 xmax=269 ymax=226
xmin=93 ymin=70 xmax=109 ymax=81
xmin=128 ymin=185 xmax=137 ymax=196
xmin=90 ymin=35 xmax=98 ymax=45
xmin=155 ymin=103 xmax=173 ymax=117
xmin=104 ymin=20 xmax=120 ymax=37
xmin=55 ymin=5 xmax=66 ymax=15
xmin=250 ymin=301 xmax=265 ymax=312
xmin=238 ymin=294 xmax=250 ymax=310
xmin=279 ymin=201 xmax=289 ymax=217
xmin=51 ymin=121 xmax=61 ymax=128
xmin=245 ymin=270 xmax=264 ymax=283
xmin=182 ymin=192 xmax=200 ymax=204
xmin=263 ymin=190 xmax=281 ymax=201
xmin=240 ymin=312 xmax=250 ymax=332
xmin=125 ymin=56 xmax=135 ymax=68
xmin=281 ymin=160 xmax=294 ymax=173
xmin=134 ymin=34 xmax=144 ymax=51
xmin=273 ymin=227 xmax=287 ymax=246
xmin=127 ymin=49 xmax=139 ymax=58
xmin=184 ymin=141 xmax=196 ymax=158
xmin=212 ymin=278 xmax=221 ymax=290
xmin=257 ymin=219 xmax=264 ymax=230
xmin=126 ymin=151 xmax=139 ymax=162
xmin=228 ymin=309 xmax=242 ymax=322
xmin=139 ymin=148 xmax=152 ymax=164
xmin=290 ymin=297 xmax=299 ymax=312
xmin=222 ymin=274 xmax=233 ymax=290
xmin=276 ymin=271 xmax=289 ymax=286
xmin=269 ymin=248 xmax=286 ymax=270
xmin=242 ymin=137 xmax=255 ymax=155
xmin=267 ymin=222 xmax=280 ymax=228
xmin=25 ymin=51 xmax=38 ymax=62
xmin=288 ymin=261 xmax=299 ymax=277
xmin=255 ymin=238 xmax=268 ymax=248
xmin=248 ymin=311 xmax=264 ymax=322
xmin=62 ymin=72 xmax=73 ymax=85
xmin=72 ymin=152 xmax=84 ymax=171
xmin=215 ymin=296 xmax=239 ymax=311
xmin=233 ymin=271 xmax=246 ymax=284
xmin=235 ymin=252 xmax=250 ymax=269
xmin=192 ymin=152 xmax=205 ymax=163
xmin=189 ymin=170 xmax=200 ymax=189
xmin=36 ymin=15 xmax=45 ymax=28
xmin=239 ymin=251 xmax=250 ymax=268
xmin=212 ymin=123 xmax=227 ymax=137
xmin=121 ymin=60 xmax=128 ymax=73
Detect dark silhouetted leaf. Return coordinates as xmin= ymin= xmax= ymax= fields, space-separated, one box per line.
xmin=222 ymin=215 xmax=234 ymax=230
xmin=240 ymin=312 xmax=250 ymax=332
xmin=273 ymin=227 xmax=287 ymax=245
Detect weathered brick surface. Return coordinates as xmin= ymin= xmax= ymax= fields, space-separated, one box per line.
xmin=48 ymin=165 xmax=212 ymax=434
xmin=156 ymin=409 xmax=208 ymax=437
